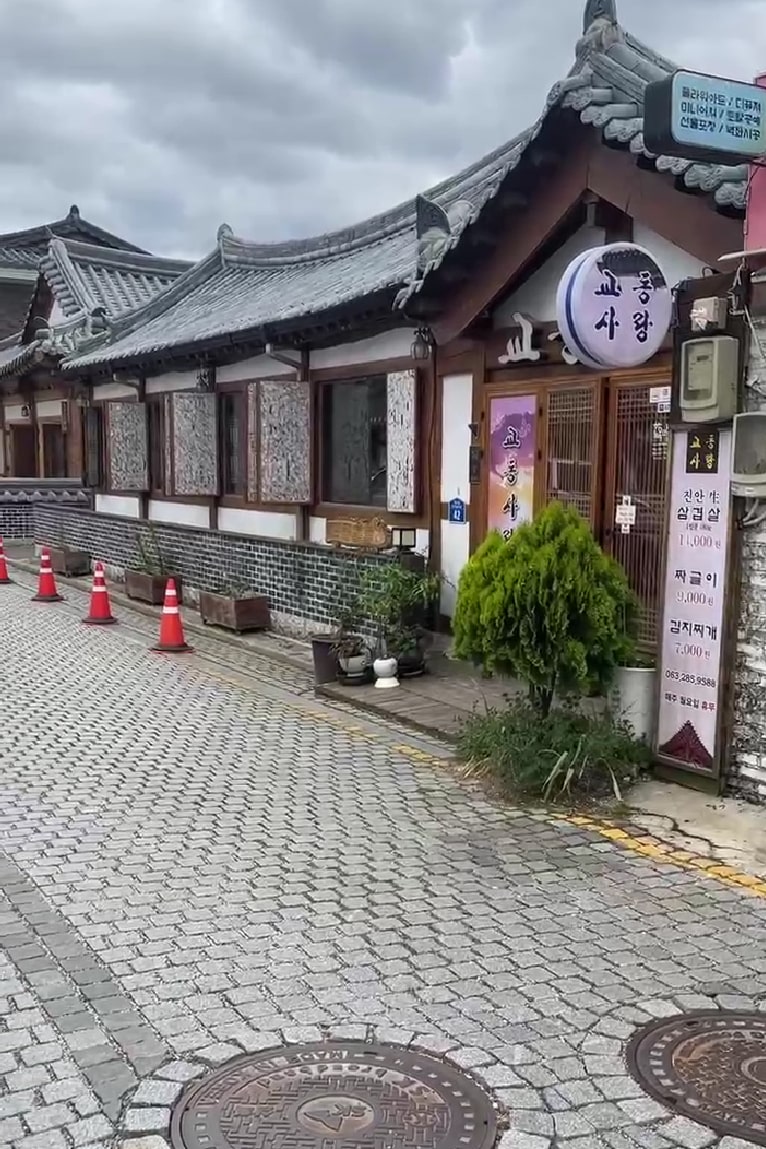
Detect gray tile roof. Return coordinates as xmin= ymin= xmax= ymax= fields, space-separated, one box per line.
xmin=0 ymin=248 xmax=41 ymax=271
xmin=0 ymin=334 xmax=40 ymax=378
xmin=62 ymin=0 xmax=748 ymax=372
xmin=0 ymin=204 xmax=148 ymax=263
xmin=41 ymin=238 xmax=192 ymax=320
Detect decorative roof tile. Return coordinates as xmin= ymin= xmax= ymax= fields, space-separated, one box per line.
xmin=63 ymin=0 xmax=748 ymax=371
xmin=40 ymin=238 xmax=192 ymax=320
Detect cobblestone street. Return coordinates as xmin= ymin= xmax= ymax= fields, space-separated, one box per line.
xmin=2 ymin=576 xmax=766 ymax=1149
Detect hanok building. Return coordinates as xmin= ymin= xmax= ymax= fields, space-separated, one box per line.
xmin=4 ymin=1 xmax=749 ymax=729
xmin=0 ymin=209 xmax=189 ymax=485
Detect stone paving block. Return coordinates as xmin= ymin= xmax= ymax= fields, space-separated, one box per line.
xmin=131 ymin=1080 xmax=184 ymax=1107
xmin=124 ymin=1108 xmax=171 ymax=1135
xmin=67 ymin=1116 xmax=114 ymax=1145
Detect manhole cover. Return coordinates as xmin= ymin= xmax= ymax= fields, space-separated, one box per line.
xmin=626 ymin=1011 xmax=766 ymax=1145
xmin=170 ymin=1041 xmax=496 ymax=1149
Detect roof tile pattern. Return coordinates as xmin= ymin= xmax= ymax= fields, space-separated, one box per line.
xmin=40 ymin=238 xmax=192 ymax=320
xmin=62 ymin=3 xmax=747 ymax=371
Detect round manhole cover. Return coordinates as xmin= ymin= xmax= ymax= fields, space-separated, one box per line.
xmin=626 ymin=1010 xmax=766 ymax=1145
xmin=170 ymin=1042 xmax=497 ymax=1149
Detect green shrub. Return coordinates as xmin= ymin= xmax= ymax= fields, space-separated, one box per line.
xmin=458 ymin=702 xmax=650 ymax=802
xmin=453 ymin=502 xmax=637 ymax=715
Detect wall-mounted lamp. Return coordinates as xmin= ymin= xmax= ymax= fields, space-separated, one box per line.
xmin=411 ymin=328 xmax=433 ymax=362
xmin=391 ymin=527 xmax=417 ymax=551
xmin=196 ymin=365 xmax=215 ymax=392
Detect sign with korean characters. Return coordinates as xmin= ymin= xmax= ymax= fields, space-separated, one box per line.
xmin=645 ymin=69 xmax=766 ymax=166
xmin=555 ymin=244 xmax=672 ymax=371
xmin=487 ymin=394 xmax=536 ymax=540
xmin=655 ymin=428 xmax=732 ymax=778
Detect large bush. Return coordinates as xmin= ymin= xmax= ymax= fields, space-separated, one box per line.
xmin=453 ymin=502 xmax=636 ymax=715
xmin=458 ymin=702 xmax=650 ymax=802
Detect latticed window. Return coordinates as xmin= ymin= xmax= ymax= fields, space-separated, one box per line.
xmin=545 ymin=388 xmax=596 ymax=523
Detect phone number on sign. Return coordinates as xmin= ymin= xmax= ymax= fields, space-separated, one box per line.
xmin=664 ymin=669 xmax=717 ymax=689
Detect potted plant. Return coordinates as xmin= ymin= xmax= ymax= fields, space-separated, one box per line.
xmin=125 ymin=526 xmax=183 ymax=605
xmin=361 ymin=564 xmax=440 ymax=682
xmin=610 ymin=649 xmax=656 ymax=743
xmin=332 ymin=609 xmax=371 ymax=685
xmin=199 ymin=579 xmax=270 ymax=634
xmin=48 ymin=532 xmax=90 ymax=577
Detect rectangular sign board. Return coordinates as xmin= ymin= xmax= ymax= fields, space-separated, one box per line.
xmin=654 ymin=429 xmax=732 ymax=781
xmin=645 ymin=69 xmax=766 ymax=165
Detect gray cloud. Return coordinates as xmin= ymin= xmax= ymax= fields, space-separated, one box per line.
xmin=0 ymin=0 xmax=761 ymax=259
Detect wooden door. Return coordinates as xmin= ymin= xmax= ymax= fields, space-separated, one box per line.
xmin=10 ymin=425 xmax=37 ymax=477
xmin=41 ymin=423 xmax=66 ymax=478
xmin=603 ymin=376 xmax=671 ymax=650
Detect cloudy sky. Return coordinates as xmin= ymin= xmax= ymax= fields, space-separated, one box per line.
xmin=0 ymin=0 xmax=763 ymax=258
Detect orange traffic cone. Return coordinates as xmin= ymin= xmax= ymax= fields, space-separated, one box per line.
xmin=82 ymin=562 xmax=116 ymax=626
xmin=152 ymin=579 xmax=191 ymax=653
xmin=31 ymin=547 xmax=63 ymax=603
xmin=0 ymin=537 xmax=12 ymax=585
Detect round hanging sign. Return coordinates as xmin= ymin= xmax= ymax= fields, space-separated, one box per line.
xmin=555 ymin=243 xmax=672 ymax=370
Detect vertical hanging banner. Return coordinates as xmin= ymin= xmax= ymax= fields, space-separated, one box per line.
xmin=655 ymin=428 xmax=732 ymax=778
xmin=487 ymin=395 xmax=536 ymax=539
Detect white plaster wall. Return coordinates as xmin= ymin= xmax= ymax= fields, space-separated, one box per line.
xmin=492 ymin=225 xmax=605 ymax=326
xmin=93 ymin=382 xmax=136 ymax=401
xmin=36 ymin=399 xmax=62 ymax=418
xmin=414 ymin=529 xmax=430 ymax=558
xmin=217 ymin=356 xmax=294 ymax=383
xmin=4 ymin=404 xmax=29 ymax=422
xmin=148 ymin=500 xmax=210 ymax=528
xmin=146 ymin=370 xmax=197 ymax=394
xmin=633 ymin=225 xmax=708 ymax=289
xmin=309 ymin=517 xmax=327 ymax=545
xmin=439 ymin=372 xmax=473 ymax=617
xmin=217 ymin=506 xmax=296 ymax=540
xmin=311 ymin=329 xmax=415 ymax=370
xmin=95 ymin=494 xmax=141 ymax=518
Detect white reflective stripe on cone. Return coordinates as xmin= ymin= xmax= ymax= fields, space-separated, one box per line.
xmin=162 ymin=606 xmax=180 ymax=615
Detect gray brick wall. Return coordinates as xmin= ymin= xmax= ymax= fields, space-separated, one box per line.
xmin=33 ymin=504 xmax=401 ymax=634
xmin=0 ymin=502 xmax=33 ymax=539
xmin=730 ymin=315 xmax=766 ymax=801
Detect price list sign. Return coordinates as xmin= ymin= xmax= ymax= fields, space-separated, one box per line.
xmin=655 ymin=429 xmax=732 ymax=777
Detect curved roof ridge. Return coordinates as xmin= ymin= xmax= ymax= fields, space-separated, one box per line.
xmin=48 ymin=236 xmax=192 ymax=276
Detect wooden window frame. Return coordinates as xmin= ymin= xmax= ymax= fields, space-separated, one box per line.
xmin=311 ymin=356 xmax=427 ymax=526
xmin=146 ymin=395 xmax=166 ymax=498
xmin=218 ymin=388 xmax=247 ymax=499
xmin=316 ymin=373 xmax=388 ymax=513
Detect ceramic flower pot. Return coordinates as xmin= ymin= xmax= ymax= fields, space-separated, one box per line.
xmin=373 ymin=656 xmax=399 ymax=689
xmin=610 ymin=665 xmax=657 ymax=742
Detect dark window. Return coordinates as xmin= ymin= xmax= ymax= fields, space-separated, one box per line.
xmin=147 ymin=399 xmax=166 ymax=494
xmin=219 ymin=392 xmax=245 ymax=496
xmin=42 ymin=423 xmax=66 ymax=478
xmin=84 ymin=406 xmax=104 ymax=488
xmin=321 ymin=376 xmax=387 ymax=507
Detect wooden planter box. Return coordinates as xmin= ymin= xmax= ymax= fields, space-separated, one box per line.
xmin=49 ymin=546 xmax=90 ymax=578
xmin=199 ymin=590 xmax=270 ymax=634
xmin=125 ymin=569 xmax=183 ymax=605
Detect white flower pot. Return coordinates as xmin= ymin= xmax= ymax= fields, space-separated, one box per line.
xmin=373 ymin=656 xmax=399 ymax=689
xmin=611 ymin=666 xmax=656 ymax=742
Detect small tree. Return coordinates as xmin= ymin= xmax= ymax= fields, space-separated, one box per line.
xmin=453 ymin=502 xmax=637 ymax=716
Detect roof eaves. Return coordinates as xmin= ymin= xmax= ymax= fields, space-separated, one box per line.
xmin=397 ymin=11 xmax=748 ymax=308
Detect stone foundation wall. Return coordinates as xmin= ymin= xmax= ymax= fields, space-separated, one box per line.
xmin=33 ymin=503 xmax=400 ymax=635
